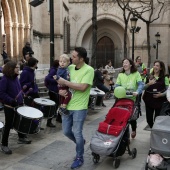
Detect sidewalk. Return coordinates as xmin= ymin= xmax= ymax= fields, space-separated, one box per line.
xmin=0 ymin=98 xmax=150 ymax=170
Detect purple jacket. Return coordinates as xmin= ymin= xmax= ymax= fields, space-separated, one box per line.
xmin=0 ymin=75 xmax=23 ymax=105
xmin=45 ymin=67 xmax=58 ymax=93
xmin=19 ymin=66 xmax=38 ymax=95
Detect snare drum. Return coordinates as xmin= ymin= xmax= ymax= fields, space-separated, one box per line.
xmin=0 ymin=121 xmax=4 ymax=140
xmin=13 ymin=106 xmax=43 ymax=134
xmin=0 ymin=121 xmax=4 ymax=131
xmin=92 ymin=88 xmax=105 ymax=106
xmin=88 ymin=89 xmax=97 ymax=109
xmin=33 ymin=98 xmax=56 ymax=118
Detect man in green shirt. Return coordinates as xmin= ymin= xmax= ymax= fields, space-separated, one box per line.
xmin=57 ymin=47 xmax=94 ymax=169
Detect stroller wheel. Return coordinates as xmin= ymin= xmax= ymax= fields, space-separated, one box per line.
xmin=92 ymin=154 xmax=100 ymax=164
xmin=131 ymin=148 xmax=137 ymax=159
xmin=113 ymin=158 xmax=120 ymax=169
xmin=145 ymin=163 xmax=149 ymax=170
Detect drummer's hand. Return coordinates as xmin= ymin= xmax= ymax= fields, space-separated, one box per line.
xmin=53 ymin=75 xmax=57 ymax=80
xmin=59 ymin=90 xmax=67 ymax=97
xmin=133 ymin=92 xmax=138 ymax=96
xmin=153 ymin=92 xmax=162 ymax=98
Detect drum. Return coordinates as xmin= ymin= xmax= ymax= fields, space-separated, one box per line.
xmin=13 ymin=106 xmax=43 ymax=134
xmin=0 ymin=121 xmax=4 ymax=140
xmin=92 ymin=88 xmax=105 ymax=106
xmin=33 ymin=98 xmax=56 ymax=118
xmin=0 ymin=121 xmax=4 ymax=130
xmin=88 ymin=89 xmax=97 ymax=109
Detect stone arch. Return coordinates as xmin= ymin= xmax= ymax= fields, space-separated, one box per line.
xmin=76 ymin=13 xmax=131 ymax=47
xmin=1 ymin=0 xmax=31 ymax=59
xmin=78 ymin=14 xmax=130 ymax=67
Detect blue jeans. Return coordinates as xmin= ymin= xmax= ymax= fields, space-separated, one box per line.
xmin=62 ymin=109 xmax=87 ymax=158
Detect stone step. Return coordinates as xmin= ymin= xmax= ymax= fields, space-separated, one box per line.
xmin=37 ymin=81 xmax=45 ymax=87
xmin=38 ymin=95 xmax=49 ymax=99
xmin=38 ymin=91 xmax=48 ymax=96
xmin=38 ymin=86 xmax=48 ymax=92
xmin=36 ymin=78 xmax=45 ymax=84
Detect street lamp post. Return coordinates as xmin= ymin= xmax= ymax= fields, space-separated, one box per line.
xmin=49 ymin=0 xmax=54 ymax=67
xmin=155 ymin=32 xmax=161 ymax=60
xmin=130 ymin=16 xmax=141 ymax=61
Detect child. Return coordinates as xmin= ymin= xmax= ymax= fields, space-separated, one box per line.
xmin=103 ymin=70 xmax=114 ymax=92
xmin=54 ymin=54 xmax=71 ymax=115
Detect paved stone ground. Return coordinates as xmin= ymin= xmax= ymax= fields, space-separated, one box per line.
xmin=0 ymin=97 xmax=150 ymax=170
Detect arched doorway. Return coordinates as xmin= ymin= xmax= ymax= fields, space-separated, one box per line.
xmin=96 ymin=36 xmax=114 ymax=67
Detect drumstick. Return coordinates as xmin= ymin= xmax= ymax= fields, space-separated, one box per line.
xmin=25 ymin=88 xmax=33 ymax=96
xmin=15 ymin=85 xmax=27 ymax=100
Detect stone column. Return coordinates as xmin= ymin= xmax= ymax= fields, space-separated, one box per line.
xmin=12 ymin=22 xmax=19 ymax=61
xmin=4 ymin=21 xmax=13 ymax=58
xmin=18 ymin=23 xmax=24 ymax=59
xmin=24 ymin=24 xmax=31 ymax=42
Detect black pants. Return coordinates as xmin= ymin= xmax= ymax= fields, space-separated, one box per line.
xmin=145 ymin=105 xmax=161 ymax=128
xmin=130 ymin=120 xmax=137 ymax=131
xmin=48 ymin=91 xmax=60 ymax=122
xmin=1 ymin=106 xmax=26 ymax=146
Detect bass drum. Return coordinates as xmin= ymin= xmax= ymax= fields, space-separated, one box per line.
xmin=13 ymin=106 xmax=43 ymax=134
xmin=33 ymin=98 xmax=56 ymax=118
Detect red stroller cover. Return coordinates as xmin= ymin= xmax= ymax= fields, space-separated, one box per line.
xmin=98 ymin=107 xmax=131 ymax=136
xmin=113 ymin=98 xmax=134 ymax=116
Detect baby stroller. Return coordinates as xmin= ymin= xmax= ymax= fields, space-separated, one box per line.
xmin=145 ymin=115 xmax=170 ymax=170
xmin=90 ymin=98 xmax=138 ymax=169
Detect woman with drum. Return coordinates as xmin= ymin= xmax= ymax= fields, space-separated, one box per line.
xmin=20 ymin=57 xmax=39 ymax=101
xmin=0 ymin=61 xmax=31 ymax=155
xmin=20 ymin=57 xmax=55 ymax=128
xmin=45 ymin=59 xmax=61 ymax=124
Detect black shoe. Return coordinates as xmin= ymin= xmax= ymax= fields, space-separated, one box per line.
xmin=1 ymin=145 xmax=12 ymax=154
xmin=46 ymin=122 xmax=56 ymax=128
xmin=18 ymin=137 xmax=32 ymax=144
xmin=102 ymin=103 xmax=106 ymax=107
xmin=40 ymin=127 xmax=44 ymax=130
xmin=56 ymin=118 xmax=62 ymax=123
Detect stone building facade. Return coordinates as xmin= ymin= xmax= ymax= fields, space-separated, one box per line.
xmin=0 ymin=0 xmax=170 ymax=69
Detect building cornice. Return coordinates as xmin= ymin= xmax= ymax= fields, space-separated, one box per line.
xmin=150 ymin=23 xmax=170 ymax=27
xmin=33 ymin=30 xmax=63 ymax=39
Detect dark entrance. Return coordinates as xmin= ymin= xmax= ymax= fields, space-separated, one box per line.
xmin=96 ymin=36 xmax=114 ymax=67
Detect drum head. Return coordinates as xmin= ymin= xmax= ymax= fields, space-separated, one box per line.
xmin=90 ymin=88 xmax=97 ymax=96
xmin=34 ymin=98 xmax=55 ymax=106
xmin=17 ymin=106 xmax=43 ymax=119
xmin=94 ymin=88 xmax=105 ymax=95
xmin=0 ymin=121 xmax=4 ymax=129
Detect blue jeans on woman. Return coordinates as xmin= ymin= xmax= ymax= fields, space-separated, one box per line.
xmin=62 ymin=109 xmax=87 ymax=158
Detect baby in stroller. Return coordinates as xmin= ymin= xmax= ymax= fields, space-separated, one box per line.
xmin=145 ymin=102 xmax=170 ymax=170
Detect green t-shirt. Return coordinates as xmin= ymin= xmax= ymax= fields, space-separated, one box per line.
xmin=116 ymin=71 xmax=142 ymax=100
xmin=67 ymin=64 xmax=94 ymax=110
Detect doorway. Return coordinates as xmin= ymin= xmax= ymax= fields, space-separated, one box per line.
xmin=96 ymin=36 xmax=115 ymax=67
